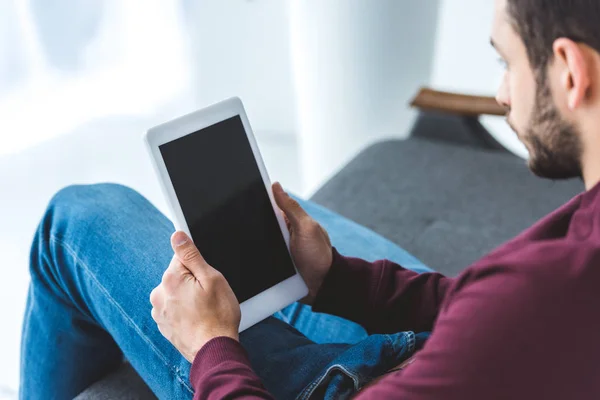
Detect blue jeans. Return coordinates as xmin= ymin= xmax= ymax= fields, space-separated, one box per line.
xmin=20 ymin=184 xmax=431 ymax=400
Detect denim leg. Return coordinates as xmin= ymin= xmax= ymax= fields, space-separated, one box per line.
xmin=240 ymin=317 xmax=353 ymax=399
xmin=20 ymin=184 xmax=429 ymax=399
xmin=21 ymin=184 xmax=196 ymax=399
xmin=276 ymin=195 xmax=432 ymax=345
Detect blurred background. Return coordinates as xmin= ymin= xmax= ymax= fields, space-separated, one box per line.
xmin=0 ymin=0 xmax=525 ymax=397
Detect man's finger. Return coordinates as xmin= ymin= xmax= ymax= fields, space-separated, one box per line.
xmin=272 ymin=182 xmax=309 ymax=226
xmin=149 ymin=287 xmax=162 ymax=306
xmin=171 ymin=231 xmax=210 ymax=280
xmin=151 ymin=307 xmax=160 ymax=322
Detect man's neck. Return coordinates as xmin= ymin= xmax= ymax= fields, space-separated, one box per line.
xmin=584 ymin=172 xmax=600 ymax=191
xmin=579 ymin=121 xmax=600 ymax=190
xmin=582 ymin=151 xmax=600 ymax=190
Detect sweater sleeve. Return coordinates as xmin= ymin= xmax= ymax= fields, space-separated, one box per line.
xmin=350 ymin=254 xmax=595 ymax=400
xmin=312 ymin=248 xmax=452 ymax=334
xmin=190 ymin=337 xmax=274 ymax=400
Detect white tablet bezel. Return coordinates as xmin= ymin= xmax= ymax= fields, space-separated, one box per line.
xmin=144 ymin=97 xmax=308 ymax=332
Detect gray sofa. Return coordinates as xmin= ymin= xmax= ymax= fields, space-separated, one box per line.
xmin=76 ymin=109 xmax=582 ymax=399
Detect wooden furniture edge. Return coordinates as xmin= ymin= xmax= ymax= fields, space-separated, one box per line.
xmin=410 ymin=87 xmax=506 ymax=117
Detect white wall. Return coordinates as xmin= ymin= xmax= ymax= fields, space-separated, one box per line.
xmin=1 ymin=0 xmax=299 ymax=156
xmin=289 ymin=0 xmax=441 ymax=193
xmin=431 ymin=0 xmax=528 ymax=158
xmin=183 ymin=0 xmax=298 ymax=136
xmin=0 ymin=0 xmax=192 ymax=156
xmin=0 ymin=1 xmax=26 ymax=94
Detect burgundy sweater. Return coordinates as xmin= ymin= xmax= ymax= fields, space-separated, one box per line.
xmin=190 ymin=182 xmax=600 ymax=399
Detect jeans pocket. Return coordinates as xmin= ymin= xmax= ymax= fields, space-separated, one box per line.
xmin=297 ymin=331 xmax=418 ymax=400
xmin=297 ymin=363 xmax=360 ymax=400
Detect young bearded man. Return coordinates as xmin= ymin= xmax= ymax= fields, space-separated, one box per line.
xmin=20 ymin=0 xmax=600 ymax=399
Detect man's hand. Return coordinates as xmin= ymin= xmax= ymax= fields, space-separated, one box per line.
xmin=272 ymin=182 xmax=333 ymax=305
xmin=150 ymin=231 xmax=241 ymax=363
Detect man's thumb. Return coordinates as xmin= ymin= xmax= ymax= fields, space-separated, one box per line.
xmin=272 ymin=182 xmax=308 ymax=225
xmin=171 ymin=231 xmax=209 ymax=279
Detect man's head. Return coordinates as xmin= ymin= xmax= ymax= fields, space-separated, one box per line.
xmin=492 ymin=0 xmax=600 ymax=183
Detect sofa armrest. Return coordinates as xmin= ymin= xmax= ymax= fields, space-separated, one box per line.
xmin=410 ymin=87 xmax=505 ymax=117
xmin=407 ymin=87 xmax=508 ymax=151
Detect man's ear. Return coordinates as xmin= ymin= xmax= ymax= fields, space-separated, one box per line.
xmin=553 ymin=38 xmax=591 ymax=110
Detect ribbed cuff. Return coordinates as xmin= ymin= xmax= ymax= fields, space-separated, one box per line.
xmin=312 ymin=247 xmax=347 ymax=312
xmin=189 ymin=336 xmax=249 ymax=388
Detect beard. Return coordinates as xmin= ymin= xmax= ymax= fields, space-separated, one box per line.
xmin=515 ymin=73 xmax=583 ymax=180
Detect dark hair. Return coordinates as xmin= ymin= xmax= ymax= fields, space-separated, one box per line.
xmin=507 ymin=0 xmax=600 ymax=72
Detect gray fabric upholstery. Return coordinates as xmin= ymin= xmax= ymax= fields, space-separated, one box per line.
xmin=408 ymin=112 xmax=508 ymax=151
xmin=74 ymin=362 xmax=157 ymax=400
xmin=311 ymin=136 xmax=583 ymax=276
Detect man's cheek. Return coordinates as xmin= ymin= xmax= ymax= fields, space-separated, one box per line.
xmin=507 ymin=97 xmax=528 ymax=133
xmin=507 ymin=113 xmax=523 ymax=136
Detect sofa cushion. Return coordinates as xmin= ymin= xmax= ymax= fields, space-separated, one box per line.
xmin=73 ymin=362 xmax=157 ymax=400
xmin=311 ymin=137 xmax=583 ymax=276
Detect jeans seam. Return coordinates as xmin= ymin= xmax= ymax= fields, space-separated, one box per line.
xmin=41 ymin=251 xmax=100 ymax=325
xmin=297 ymin=364 xmax=360 ymax=400
xmin=406 ymin=331 xmax=416 ymax=354
xmin=381 ymin=334 xmax=392 ymax=360
xmin=19 ymin=288 xmax=34 ymax=388
xmin=49 ymin=236 xmax=194 ymax=395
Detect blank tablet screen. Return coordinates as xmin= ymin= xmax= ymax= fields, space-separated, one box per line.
xmin=159 ymin=115 xmax=296 ymax=303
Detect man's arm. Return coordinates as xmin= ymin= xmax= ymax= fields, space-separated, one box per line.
xmin=188 ymin=250 xmax=451 ymax=399
xmin=190 ymin=337 xmax=274 ymax=400
xmin=349 ymin=256 xmax=591 ymax=400
xmin=313 ymin=248 xmax=453 ymax=334
xmin=190 ymin=247 xmax=593 ymax=400
xmin=271 ymin=183 xmax=453 ymax=333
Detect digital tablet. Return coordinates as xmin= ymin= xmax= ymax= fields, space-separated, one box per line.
xmin=144 ymin=97 xmax=308 ymax=332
